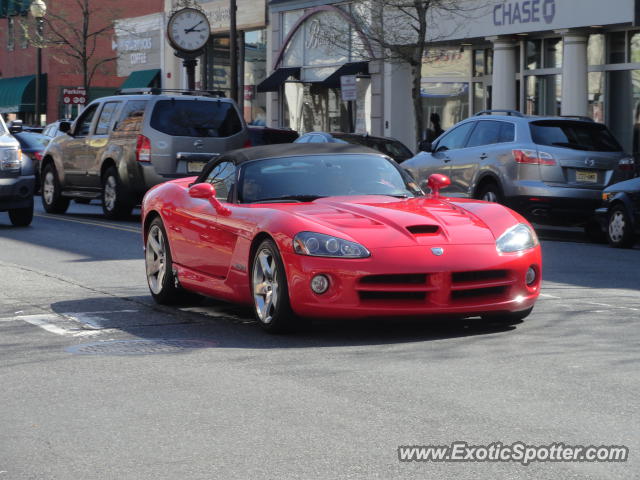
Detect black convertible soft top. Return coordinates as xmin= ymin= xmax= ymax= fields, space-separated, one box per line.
xmin=222 ymin=142 xmax=384 ymax=165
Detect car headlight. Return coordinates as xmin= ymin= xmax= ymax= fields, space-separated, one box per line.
xmin=0 ymin=147 xmax=22 ymax=171
xmin=293 ymin=232 xmax=370 ymax=258
xmin=496 ymin=223 xmax=538 ymax=253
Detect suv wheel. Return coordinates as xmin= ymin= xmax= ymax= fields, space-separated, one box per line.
xmin=607 ymin=204 xmax=635 ymax=248
xmin=477 ymin=181 xmax=504 ymax=204
xmin=41 ymin=163 xmax=70 ymax=214
xmin=102 ymin=166 xmax=133 ymax=219
xmin=8 ymin=197 xmax=34 ymax=227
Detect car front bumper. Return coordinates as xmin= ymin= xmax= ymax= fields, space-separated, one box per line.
xmin=0 ymin=175 xmax=35 ymax=211
xmin=282 ymin=244 xmax=542 ymax=320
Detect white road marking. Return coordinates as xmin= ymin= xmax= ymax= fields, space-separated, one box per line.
xmin=539 ymin=293 xmax=561 ymax=299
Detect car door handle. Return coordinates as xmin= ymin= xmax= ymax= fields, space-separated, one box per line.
xmin=479 ymin=153 xmax=488 ymax=160
xmin=443 ymin=156 xmax=451 ymax=163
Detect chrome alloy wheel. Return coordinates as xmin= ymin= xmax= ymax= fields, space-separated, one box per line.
xmin=43 ymin=171 xmax=55 ymax=205
xmin=104 ymin=175 xmax=117 ymax=212
xmin=146 ymin=224 xmax=167 ymax=295
xmin=609 ymin=210 xmax=626 ymax=243
xmin=482 ymin=190 xmax=498 ymax=202
xmin=252 ymin=249 xmax=279 ymax=324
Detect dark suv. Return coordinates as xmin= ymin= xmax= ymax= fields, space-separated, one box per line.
xmin=41 ymin=89 xmax=249 ymax=218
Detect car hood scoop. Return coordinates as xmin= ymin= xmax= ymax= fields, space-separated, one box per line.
xmin=291 ymin=196 xmax=497 ymax=247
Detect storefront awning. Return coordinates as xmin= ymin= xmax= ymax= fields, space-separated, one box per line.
xmin=0 ymin=74 xmax=46 ymax=114
xmin=318 ymin=62 xmax=369 ymax=88
xmin=257 ymin=67 xmax=301 ymax=93
xmin=120 ymin=69 xmax=161 ymax=89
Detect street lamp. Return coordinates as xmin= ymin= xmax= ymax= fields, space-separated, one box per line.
xmin=30 ymin=0 xmax=46 ymax=126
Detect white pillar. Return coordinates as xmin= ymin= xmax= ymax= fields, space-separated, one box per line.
xmin=488 ymin=37 xmax=517 ymax=111
xmin=383 ymin=61 xmax=415 ymax=151
xmin=560 ymin=31 xmax=588 ymax=117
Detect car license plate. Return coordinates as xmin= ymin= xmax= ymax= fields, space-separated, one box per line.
xmin=576 ymin=170 xmax=598 ymax=183
xmin=187 ymin=161 xmax=206 ymax=173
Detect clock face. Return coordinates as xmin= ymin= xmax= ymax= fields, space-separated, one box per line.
xmin=168 ymin=8 xmax=210 ymax=52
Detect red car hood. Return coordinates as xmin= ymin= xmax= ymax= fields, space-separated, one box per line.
xmin=281 ymin=195 xmax=514 ymax=248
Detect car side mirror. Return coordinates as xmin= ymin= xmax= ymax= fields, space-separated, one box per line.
xmin=418 ymin=140 xmax=432 ymax=152
xmin=426 ymin=174 xmax=451 ymax=199
xmin=59 ymin=121 xmax=72 ymax=134
xmin=188 ymin=183 xmax=231 ymax=215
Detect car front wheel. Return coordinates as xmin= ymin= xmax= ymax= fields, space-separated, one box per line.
xmin=102 ymin=166 xmax=133 ymax=219
xmin=251 ymin=239 xmax=298 ymax=333
xmin=607 ymin=204 xmax=635 ymax=248
xmin=476 ymin=181 xmax=504 ymax=204
xmin=41 ymin=163 xmax=70 ymax=214
xmin=8 ymin=197 xmax=34 ymax=227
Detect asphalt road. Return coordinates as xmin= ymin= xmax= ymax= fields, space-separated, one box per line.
xmin=0 ymin=200 xmax=638 ymax=480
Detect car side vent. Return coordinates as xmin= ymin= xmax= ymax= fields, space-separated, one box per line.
xmin=407 ymin=225 xmax=439 ymax=235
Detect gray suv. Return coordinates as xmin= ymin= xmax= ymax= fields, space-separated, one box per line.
xmin=403 ymin=110 xmax=636 ymax=225
xmin=41 ymin=89 xmax=249 ymax=218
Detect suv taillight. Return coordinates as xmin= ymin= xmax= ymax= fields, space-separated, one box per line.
xmin=513 ymin=149 xmax=556 ymax=166
xmin=136 ymin=135 xmax=151 ymax=162
xmin=243 ymin=138 xmax=252 ymax=148
xmin=618 ymin=156 xmax=635 ymax=171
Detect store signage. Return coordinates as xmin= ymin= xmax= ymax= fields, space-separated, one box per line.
xmin=62 ymin=87 xmax=86 ymax=105
xmin=493 ymin=0 xmax=556 ymax=26
xmin=202 ymin=0 xmax=266 ymax=32
xmin=340 ymin=75 xmax=357 ymax=101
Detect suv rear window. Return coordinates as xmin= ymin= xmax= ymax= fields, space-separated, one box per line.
xmin=530 ymin=121 xmax=622 ymax=152
xmin=150 ymin=100 xmax=242 ymax=137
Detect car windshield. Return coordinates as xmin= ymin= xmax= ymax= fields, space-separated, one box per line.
xmin=150 ymin=100 xmax=243 ymax=137
xmin=530 ymin=121 xmax=623 ymax=152
xmin=239 ymin=154 xmax=423 ymax=203
xmin=337 ymin=135 xmax=413 ymax=161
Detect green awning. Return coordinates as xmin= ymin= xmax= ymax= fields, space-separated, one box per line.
xmin=120 ymin=69 xmax=161 ymax=89
xmin=0 ymin=74 xmax=47 ymax=114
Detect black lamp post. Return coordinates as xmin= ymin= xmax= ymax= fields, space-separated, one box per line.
xmin=30 ymin=0 xmax=46 ymax=125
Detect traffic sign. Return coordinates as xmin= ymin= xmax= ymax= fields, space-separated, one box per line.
xmin=62 ymin=87 xmax=87 ymax=106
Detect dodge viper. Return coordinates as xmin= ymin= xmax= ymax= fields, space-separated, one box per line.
xmin=142 ymin=143 xmax=542 ymax=333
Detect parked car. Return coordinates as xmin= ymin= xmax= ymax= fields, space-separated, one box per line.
xmin=41 ymin=88 xmax=249 ymax=219
xmin=594 ymin=176 xmax=640 ymax=248
xmin=0 ymin=115 xmax=35 ymax=226
xmin=248 ymin=126 xmax=298 ymax=145
xmin=42 ymin=119 xmax=73 ymax=138
xmin=142 ymin=143 xmax=541 ymax=333
xmin=12 ymin=131 xmax=49 ymax=186
xmin=7 ymin=120 xmax=43 ymax=134
xmin=294 ymin=132 xmax=414 ymax=163
xmin=402 ymin=110 xmax=636 ymax=227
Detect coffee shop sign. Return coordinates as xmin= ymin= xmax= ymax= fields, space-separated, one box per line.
xmin=494 ymin=0 xmax=556 ymax=26
xmin=305 ymin=19 xmax=342 ymax=50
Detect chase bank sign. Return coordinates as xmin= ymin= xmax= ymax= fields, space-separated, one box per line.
xmin=493 ymin=0 xmax=556 ymax=26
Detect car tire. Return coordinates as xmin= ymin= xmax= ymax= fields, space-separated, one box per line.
xmin=102 ymin=166 xmax=133 ymax=219
xmin=145 ymin=217 xmax=196 ymax=305
xmin=251 ymin=238 xmax=298 ymax=333
xmin=41 ymin=163 xmax=70 ymax=214
xmin=482 ymin=306 xmax=533 ymax=325
xmin=8 ymin=197 xmax=34 ymax=227
xmin=607 ymin=204 xmax=635 ymax=248
xmin=476 ymin=181 xmax=504 ymax=204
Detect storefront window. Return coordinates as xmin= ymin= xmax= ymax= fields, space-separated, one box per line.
xmin=7 ymin=18 xmax=14 ymax=51
xmin=588 ymin=34 xmax=605 ymax=66
xmin=283 ymin=83 xmax=350 ymax=133
xmin=629 ymin=31 xmax=640 ymax=63
xmin=473 ymin=83 xmax=484 ymax=113
xmin=526 ymin=39 xmax=541 ymax=70
xmin=544 ymin=38 xmax=562 ymax=68
xmin=420 ymin=82 xmax=469 ymax=130
xmin=203 ymin=35 xmax=231 ymax=96
xmin=588 ymin=72 xmax=605 ymax=123
xmin=608 ymin=31 xmax=626 ymax=64
xmin=244 ymin=29 xmax=267 ymax=125
xmin=525 ymin=75 xmax=561 ymax=116
xmin=486 ymin=49 xmax=493 ymax=75
xmin=473 ymin=50 xmax=484 ymax=77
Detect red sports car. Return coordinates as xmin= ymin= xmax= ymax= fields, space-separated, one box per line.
xmin=142 ymin=143 xmax=541 ymax=333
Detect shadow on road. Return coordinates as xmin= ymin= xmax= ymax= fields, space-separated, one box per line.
xmin=49 ymin=296 xmax=518 ymax=350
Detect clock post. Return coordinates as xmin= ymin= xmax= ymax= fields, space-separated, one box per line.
xmin=167 ymin=4 xmax=211 ymax=91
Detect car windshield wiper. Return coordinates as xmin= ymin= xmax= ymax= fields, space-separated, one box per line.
xmin=251 ymin=195 xmax=326 ymax=203
xmin=550 ymin=142 xmax=593 ymax=151
xmin=362 ymin=193 xmax=411 ymax=198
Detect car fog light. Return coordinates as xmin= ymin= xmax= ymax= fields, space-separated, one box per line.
xmin=526 ymin=267 xmax=536 ymax=286
xmin=311 ymin=275 xmax=330 ymax=294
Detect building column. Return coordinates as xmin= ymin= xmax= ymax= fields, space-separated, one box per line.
xmin=488 ymin=37 xmax=517 ymax=111
xmin=560 ymin=31 xmax=588 ymax=117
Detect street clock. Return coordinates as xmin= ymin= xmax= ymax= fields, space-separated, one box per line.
xmin=167 ymin=7 xmax=210 ymax=53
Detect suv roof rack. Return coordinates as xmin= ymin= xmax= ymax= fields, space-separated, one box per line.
xmin=116 ymin=88 xmax=226 ymax=98
xmin=475 ymin=109 xmax=524 ymax=117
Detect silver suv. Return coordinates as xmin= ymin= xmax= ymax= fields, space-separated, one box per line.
xmin=41 ymin=89 xmax=249 ymax=218
xmin=403 ymin=110 xmax=636 ymax=225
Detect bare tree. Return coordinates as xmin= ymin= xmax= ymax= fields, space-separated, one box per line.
xmin=322 ymin=0 xmax=487 ymax=145
xmin=39 ymin=0 xmax=120 ymax=92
